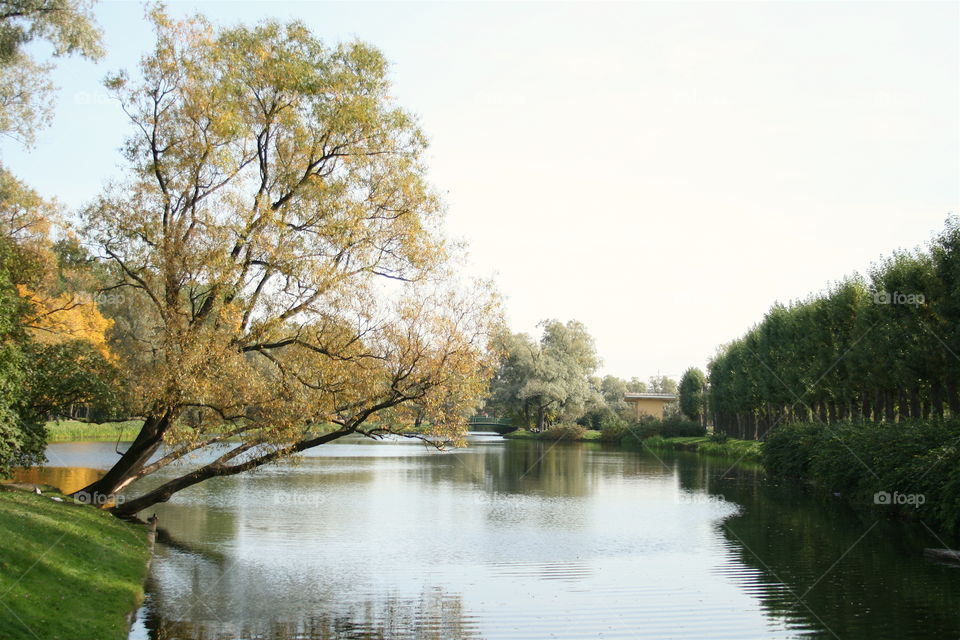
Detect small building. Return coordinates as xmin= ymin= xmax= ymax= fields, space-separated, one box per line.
xmin=624 ymin=393 xmax=677 ymax=420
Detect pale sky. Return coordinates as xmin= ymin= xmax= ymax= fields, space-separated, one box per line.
xmin=4 ymin=1 xmax=958 ymax=380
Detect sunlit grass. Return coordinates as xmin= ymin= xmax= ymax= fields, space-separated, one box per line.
xmin=503 ymin=428 xmax=602 ymax=441
xmin=45 ymin=420 xmax=144 ymax=442
xmin=640 ymin=435 xmax=763 ymax=460
xmin=0 ymin=487 xmax=151 ymax=640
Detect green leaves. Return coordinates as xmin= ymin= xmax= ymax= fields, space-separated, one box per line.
xmin=678 ymin=367 xmax=706 ymax=421
xmin=22 ymin=339 xmax=122 ymax=420
xmin=710 ymin=216 xmax=960 ymax=438
xmin=0 ymin=0 xmax=103 ymax=146
xmin=487 ymin=320 xmax=601 ymax=429
xmin=68 ymin=9 xmax=500 ymax=505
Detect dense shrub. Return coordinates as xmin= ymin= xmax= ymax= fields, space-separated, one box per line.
xmin=762 ymin=422 xmax=825 ymax=478
xmin=614 ymin=415 xmax=706 ymax=445
xmin=577 ymin=406 xmax=611 ymax=430
xmin=644 ymin=415 xmax=706 ymax=438
xmin=709 ymin=431 xmax=729 ymax=444
xmin=763 ymin=419 xmax=960 ymax=538
xmin=599 ymin=414 xmax=629 ymax=442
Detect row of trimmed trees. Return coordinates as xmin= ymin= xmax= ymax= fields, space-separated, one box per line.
xmin=704 ymin=218 xmax=960 ymax=440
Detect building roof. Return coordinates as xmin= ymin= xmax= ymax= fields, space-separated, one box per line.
xmin=624 ymin=393 xmax=677 ymax=400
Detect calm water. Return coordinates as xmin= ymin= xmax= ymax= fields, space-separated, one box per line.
xmin=24 ymin=435 xmax=960 ymax=639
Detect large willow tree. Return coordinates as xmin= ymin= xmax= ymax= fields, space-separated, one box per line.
xmin=74 ymin=12 xmax=499 ymax=516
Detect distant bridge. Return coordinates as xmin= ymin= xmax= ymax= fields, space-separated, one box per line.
xmin=468 ymin=416 xmax=518 ymax=435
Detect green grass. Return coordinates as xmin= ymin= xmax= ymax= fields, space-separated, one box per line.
xmin=638 ymin=435 xmax=763 ymax=460
xmin=501 ymin=429 xmax=538 ymax=440
xmin=0 ymin=487 xmax=152 ymax=640
xmin=45 ymin=420 xmax=144 ymax=442
xmin=502 ymin=429 xmax=602 ymax=442
xmin=501 ymin=428 xmax=760 ymax=458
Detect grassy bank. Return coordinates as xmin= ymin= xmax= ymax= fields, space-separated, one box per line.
xmin=637 ymin=435 xmax=763 ymax=460
xmin=45 ymin=420 xmax=143 ymax=442
xmin=502 ymin=428 xmax=602 ymax=442
xmin=0 ymin=486 xmax=152 ymax=640
xmin=501 ymin=428 xmax=762 ymax=460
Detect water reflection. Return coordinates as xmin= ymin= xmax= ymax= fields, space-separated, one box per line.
xmin=16 ymin=436 xmax=960 ymax=639
xmin=136 ymin=567 xmax=481 ymax=640
xmin=704 ymin=464 xmax=960 ymax=639
xmin=124 ymin=436 xmax=764 ymax=640
xmin=11 ymin=465 xmax=103 ymax=495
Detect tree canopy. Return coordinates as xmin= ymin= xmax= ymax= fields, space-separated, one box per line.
xmin=72 ymin=12 xmax=500 ymax=514
xmin=708 ymin=217 xmax=960 ymax=439
xmin=678 ymin=367 xmax=706 ymax=423
xmin=486 ymin=319 xmax=601 ymax=431
xmin=0 ymin=0 xmax=102 ymax=145
xmin=0 ymin=170 xmax=118 ymax=473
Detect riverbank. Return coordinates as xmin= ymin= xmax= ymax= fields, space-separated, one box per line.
xmin=764 ymin=419 xmax=960 ymax=540
xmin=0 ymin=485 xmax=152 ymax=640
xmin=636 ymin=435 xmax=763 ymax=460
xmin=45 ymin=419 xmax=143 ymax=442
xmin=502 ymin=428 xmax=602 ymax=442
xmin=501 ymin=428 xmax=762 ymax=460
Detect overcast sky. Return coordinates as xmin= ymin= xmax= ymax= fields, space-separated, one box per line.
xmin=4 ymin=1 xmax=958 ymax=380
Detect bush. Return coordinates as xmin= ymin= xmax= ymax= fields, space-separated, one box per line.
xmin=540 ymin=423 xmax=587 ymax=441
xmin=659 ymin=415 xmax=706 ymax=438
xmin=642 ymin=435 xmax=667 ymax=448
xmin=763 ymin=419 xmax=960 ymax=539
xmin=633 ymin=415 xmax=706 ymax=439
xmin=762 ymin=422 xmax=825 ymax=478
xmin=599 ymin=414 xmax=629 ymax=442
xmin=709 ymin=431 xmax=729 ymax=444
xmin=614 ymin=415 xmax=706 ymax=446
xmin=577 ymin=407 xmax=610 ymax=430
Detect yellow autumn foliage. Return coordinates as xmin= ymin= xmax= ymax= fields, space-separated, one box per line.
xmin=18 ymin=285 xmax=114 ymax=359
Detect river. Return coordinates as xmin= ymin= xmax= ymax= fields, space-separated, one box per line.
xmin=21 ymin=434 xmax=960 ymax=639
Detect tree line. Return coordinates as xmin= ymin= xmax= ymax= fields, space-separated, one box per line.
xmin=484 ymin=319 xmax=677 ymax=432
xmin=706 ymin=219 xmax=960 ymax=439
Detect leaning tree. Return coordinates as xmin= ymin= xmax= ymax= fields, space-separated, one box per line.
xmin=73 ymin=11 xmax=500 ymax=516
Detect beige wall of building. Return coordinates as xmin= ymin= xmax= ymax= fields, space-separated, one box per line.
xmin=624 ymin=394 xmax=677 ymax=420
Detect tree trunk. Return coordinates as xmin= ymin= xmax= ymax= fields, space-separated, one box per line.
xmin=112 ymin=427 xmax=351 ymax=517
xmin=897 ymin=389 xmax=908 ymax=422
xmin=72 ymin=411 xmax=174 ymax=505
xmin=910 ymin=385 xmax=922 ymax=420
xmin=932 ymin=380 xmax=945 ymax=419
xmin=947 ymin=377 xmax=960 ymax=418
